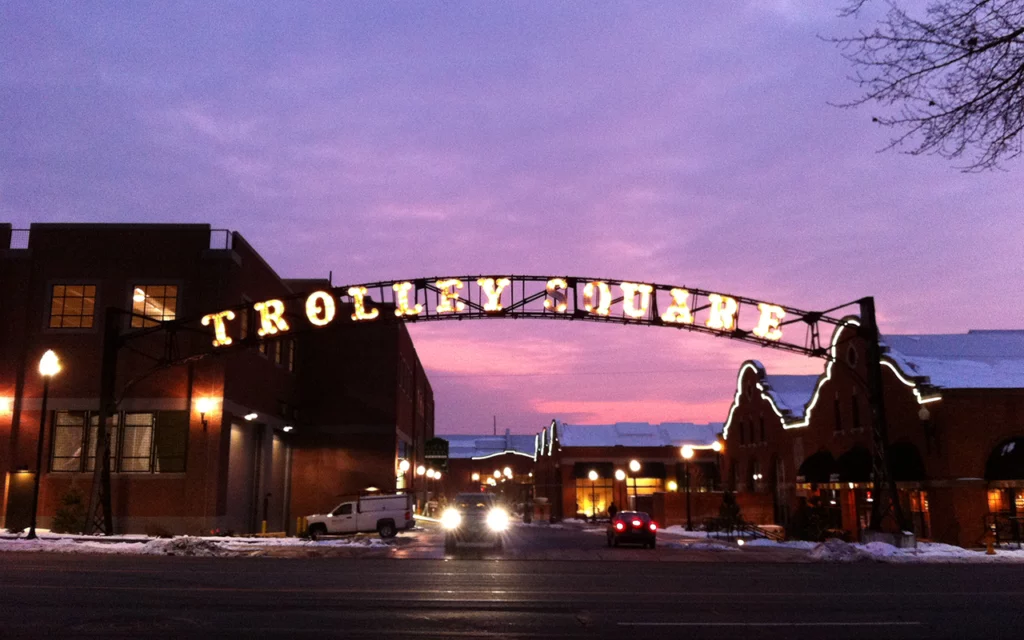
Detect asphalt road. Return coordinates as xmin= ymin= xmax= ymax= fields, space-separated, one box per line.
xmin=1 ymin=526 xmax=1021 ymax=639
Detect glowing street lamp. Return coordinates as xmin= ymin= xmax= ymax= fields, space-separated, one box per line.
xmin=28 ymin=350 xmax=61 ymax=540
xmin=503 ymin=466 xmax=513 ymax=479
xmin=681 ymin=445 xmax=695 ymax=531
xmin=614 ymin=469 xmax=625 ymax=481
xmin=416 ymin=465 xmax=426 ymax=476
xmin=471 ymin=472 xmax=480 ymax=482
xmin=493 ymin=469 xmax=502 ymax=478
xmin=399 ymin=459 xmax=411 ymax=473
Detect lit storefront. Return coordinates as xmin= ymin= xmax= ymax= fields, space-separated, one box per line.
xmin=724 ymin=322 xmax=1024 ymax=547
xmin=534 ymin=420 xmax=722 ymax=521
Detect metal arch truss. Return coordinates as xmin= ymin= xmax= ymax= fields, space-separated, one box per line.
xmin=313 ymin=276 xmax=850 ymax=359
xmin=84 ymin=275 xmax=902 ymax=536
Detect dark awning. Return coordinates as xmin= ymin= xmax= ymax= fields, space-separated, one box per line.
xmin=986 ymin=439 xmax=1024 ymax=481
xmin=798 ymin=450 xmax=837 ymax=484
xmin=837 ymin=446 xmax=873 ymax=483
xmin=889 ymin=442 xmax=926 ymax=482
xmin=574 ymin=462 xmax=615 ymax=479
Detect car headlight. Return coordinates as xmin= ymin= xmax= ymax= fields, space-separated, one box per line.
xmin=441 ymin=508 xmax=462 ymax=530
xmin=486 ymin=508 xmax=510 ymax=532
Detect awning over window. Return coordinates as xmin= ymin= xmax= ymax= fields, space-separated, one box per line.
xmin=889 ymin=442 xmax=926 ymax=482
xmin=837 ymin=446 xmax=873 ymax=483
xmin=986 ymin=438 xmax=1024 ymax=481
xmin=574 ymin=462 xmax=615 ymax=479
xmin=797 ymin=450 xmax=837 ymax=484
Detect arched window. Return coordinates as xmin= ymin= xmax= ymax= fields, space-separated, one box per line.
xmin=759 ymin=416 xmax=766 ymax=443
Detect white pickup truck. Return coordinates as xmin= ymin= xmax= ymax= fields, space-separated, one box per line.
xmin=306 ymin=493 xmax=415 ymax=539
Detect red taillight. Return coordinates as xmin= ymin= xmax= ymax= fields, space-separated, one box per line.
xmin=614 ymin=521 xmax=625 ymax=531
xmin=405 ymin=511 xmax=411 ymax=520
xmin=649 ymin=522 xmax=657 ymax=531
xmin=631 ymin=519 xmax=642 ymax=527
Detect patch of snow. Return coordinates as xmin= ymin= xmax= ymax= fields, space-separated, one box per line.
xmin=0 ymin=533 xmax=398 ymax=556
xmin=557 ymin=422 xmax=720 ymax=448
xmin=660 ymin=540 xmax=739 ymax=552
xmin=742 ymin=538 xmax=819 ymax=550
xmin=810 ymin=539 xmax=1024 ymax=563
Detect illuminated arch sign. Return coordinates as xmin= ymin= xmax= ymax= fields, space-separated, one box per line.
xmin=201 ymin=275 xmax=846 ymax=357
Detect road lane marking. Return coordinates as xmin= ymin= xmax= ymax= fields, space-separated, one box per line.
xmin=3 ymin=584 xmax=1022 ymax=597
xmin=618 ymin=622 xmax=923 ymax=627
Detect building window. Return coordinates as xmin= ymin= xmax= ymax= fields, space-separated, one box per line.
xmin=51 ymin=411 xmax=87 ymax=471
xmin=130 ymin=285 xmax=178 ymax=327
xmin=240 ymin=302 xmax=249 ymax=339
xmin=51 ymin=410 xmax=187 ymax=474
xmin=120 ymin=412 xmax=155 ymax=472
xmin=833 ymin=393 xmax=843 ymax=432
xmin=258 ymin=341 xmax=267 ymax=357
xmin=49 ymin=284 xmax=96 ymax=328
xmin=274 ymin=340 xmax=283 ymax=366
xmin=287 ymin=339 xmax=295 ymax=372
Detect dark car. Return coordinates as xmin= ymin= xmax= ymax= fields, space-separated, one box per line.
xmin=442 ymin=492 xmax=510 ymax=552
xmin=607 ymin=511 xmax=658 ymax=548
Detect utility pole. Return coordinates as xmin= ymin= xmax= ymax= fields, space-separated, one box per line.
xmin=84 ymin=307 xmax=119 ymax=535
xmin=859 ymin=297 xmax=909 ymax=533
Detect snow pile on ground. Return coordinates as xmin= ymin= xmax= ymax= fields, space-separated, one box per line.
xmin=742 ymin=538 xmax=819 ymax=550
xmin=0 ymin=533 xmax=397 ymax=556
xmin=658 ymin=540 xmax=739 ymax=552
xmin=810 ymin=539 xmax=1024 ymax=563
xmin=809 ymin=538 xmax=873 ymax=562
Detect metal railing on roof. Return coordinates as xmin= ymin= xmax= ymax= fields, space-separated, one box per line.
xmin=9 ymin=228 xmax=29 ymax=249
xmin=210 ymin=229 xmax=232 ymax=250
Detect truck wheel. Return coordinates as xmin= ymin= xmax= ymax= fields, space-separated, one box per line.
xmin=378 ymin=522 xmax=397 ymax=539
xmin=308 ymin=524 xmax=327 ymax=541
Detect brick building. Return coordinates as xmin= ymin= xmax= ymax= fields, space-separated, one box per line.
xmin=533 ymin=420 xmax=723 ymax=522
xmin=438 ymin=430 xmax=536 ymax=508
xmin=0 ymin=223 xmax=433 ymax=535
xmin=723 ymin=318 xmax=1024 ymax=547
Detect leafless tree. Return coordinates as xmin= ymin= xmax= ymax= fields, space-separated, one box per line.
xmin=831 ymin=0 xmax=1024 ymax=171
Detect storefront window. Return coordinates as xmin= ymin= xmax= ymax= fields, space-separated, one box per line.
xmin=576 ymin=481 xmax=613 ymax=518
xmin=988 ymin=489 xmax=1007 ymax=513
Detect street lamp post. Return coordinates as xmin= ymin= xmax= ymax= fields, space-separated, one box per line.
xmin=628 ymin=459 xmax=640 ymax=507
xmin=681 ymin=445 xmax=695 ymax=531
xmin=614 ymin=469 xmax=625 ymax=511
xmin=588 ymin=470 xmax=599 ymax=522
xmin=28 ymin=350 xmax=61 ymax=540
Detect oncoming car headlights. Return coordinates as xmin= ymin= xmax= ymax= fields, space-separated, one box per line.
xmin=486 ymin=508 xmax=510 ymax=532
xmin=441 ymin=508 xmax=462 ymax=530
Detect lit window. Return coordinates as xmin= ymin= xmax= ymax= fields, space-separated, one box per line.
xmin=274 ymin=340 xmax=283 ymax=366
xmin=120 ymin=413 xmax=155 ymax=472
xmin=288 ymin=339 xmax=295 ymax=373
xmin=49 ymin=284 xmax=97 ymax=328
xmin=50 ymin=410 xmax=187 ymax=474
xmin=131 ymin=285 xmax=178 ymax=328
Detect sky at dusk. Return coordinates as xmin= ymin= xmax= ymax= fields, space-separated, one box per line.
xmin=2 ymin=2 xmax=1022 ymax=435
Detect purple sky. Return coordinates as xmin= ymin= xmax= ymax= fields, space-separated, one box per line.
xmin=3 ymin=2 xmax=1021 ymax=435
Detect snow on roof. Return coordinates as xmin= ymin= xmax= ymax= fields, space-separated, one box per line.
xmin=761 ymin=374 xmax=819 ymax=416
xmin=443 ymin=432 xmax=537 ymax=459
xmin=883 ymin=330 xmax=1024 ymax=389
xmin=557 ymin=422 xmax=721 ymax=448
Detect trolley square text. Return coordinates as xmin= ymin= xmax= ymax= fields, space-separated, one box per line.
xmin=200 ymin=277 xmax=790 ymax=348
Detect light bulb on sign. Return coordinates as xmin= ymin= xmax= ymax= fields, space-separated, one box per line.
xmin=477 ymin=278 xmax=511 ymax=312
xmin=620 ymin=282 xmax=653 ymax=319
xmin=705 ymin=294 xmax=738 ymax=331
xmin=254 ymin=300 xmax=290 ymax=336
xmin=392 ymin=282 xmax=423 ymax=317
xmin=347 ymin=287 xmax=380 ymax=321
xmin=435 ymin=279 xmax=466 ymax=313
xmin=583 ymin=281 xmax=611 ymax=316
xmin=305 ymin=291 xmax=336 ymax=326
xmin=660 ymin=288 xmax=693 ymax=325
xmin=544 ymin=278 xmax=568 ymax=313
xmin=752 ymin=303 xmax=785 ymax=341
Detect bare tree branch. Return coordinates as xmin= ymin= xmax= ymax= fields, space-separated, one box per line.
xmin=831 ymin=0 xmax=1024 ymax=171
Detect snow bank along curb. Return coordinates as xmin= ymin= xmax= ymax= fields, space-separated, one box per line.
xmin=809 ymin=538 xmax=1024 ymax=563
xmin=0 ymin=534 xmax=396 ymax=556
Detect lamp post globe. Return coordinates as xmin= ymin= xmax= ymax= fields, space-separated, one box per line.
xmin=587 ymin=470 xmax=599 ymax=522
xmin=614 ymin=469 xmax=625 ymax=481
xmin=681 ymin=445 xmax=694 ymax=531
xmin=399 ymin=459 xmax=411 ymax=473
xmin=416 ymin=465 xmax=426 ymax=476
xmin=28 ymin=350 xmax=61 ymax=540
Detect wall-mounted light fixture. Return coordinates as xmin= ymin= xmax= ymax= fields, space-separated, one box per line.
xmin=195 ymin=397 xmax=216 ymax=431
xmin=244 ymin=412 xmax=258 ymax=421
xmin=282 ymin=425 xmax=293 ymax=433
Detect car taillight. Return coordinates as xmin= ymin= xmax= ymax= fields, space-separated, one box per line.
xmin=649 ymin=522 xmax=657 ymax=531
xmin=615 ymin=521 xmax=625 ymax=531
xmin=631 ymin=519 xmax=642 ymax=527
xmin=405 ymin=511 xmax=411 ymax=520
